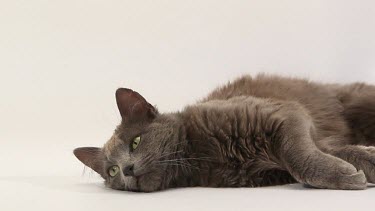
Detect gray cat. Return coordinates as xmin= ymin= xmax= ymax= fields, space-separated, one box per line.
xmin=74 ymin=74 xmax=375 ymax=192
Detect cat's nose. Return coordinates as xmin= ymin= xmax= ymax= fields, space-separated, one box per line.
xmin=123 ymin=164 xmax=134 ymax=176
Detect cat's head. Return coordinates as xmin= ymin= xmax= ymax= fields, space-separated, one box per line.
xmin=74 ymin=88 xmax=184 ymax=192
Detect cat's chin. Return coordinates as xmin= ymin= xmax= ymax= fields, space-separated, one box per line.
xmin=133 ymin=171 xmax=165 ymax=192
xmin=114 ymin=177 xmax=137 ymax=192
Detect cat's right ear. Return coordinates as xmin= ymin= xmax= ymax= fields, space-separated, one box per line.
xmin=73 ymin=147 xmax=105 ymax=178
xmin=115 ymin=88 xmax=158 ymax=123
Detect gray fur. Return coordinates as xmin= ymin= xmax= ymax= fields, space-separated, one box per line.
xmin=74 ymin=74 xmax=375 ymax=192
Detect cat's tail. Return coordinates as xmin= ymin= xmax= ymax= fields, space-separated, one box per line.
xmin=335 ymin=83 xmax=375 ymax=145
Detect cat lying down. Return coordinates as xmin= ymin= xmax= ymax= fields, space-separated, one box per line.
xmin=74 ymin=74 xmax=375 ymax=192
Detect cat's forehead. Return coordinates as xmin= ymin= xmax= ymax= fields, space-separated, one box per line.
xmin=103 ymin=134 xmax=123 ymax=156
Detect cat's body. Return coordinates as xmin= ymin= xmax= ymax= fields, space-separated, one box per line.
xmin=74 ymin=74 xmax=375 ymax=192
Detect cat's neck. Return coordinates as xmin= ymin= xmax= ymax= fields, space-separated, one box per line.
xmin=162 ymin=112 xmax=210 ymax=189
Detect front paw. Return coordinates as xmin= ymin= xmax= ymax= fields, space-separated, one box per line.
xmin=331 ymin=169 xmax=367 ymax=190
xmin=297 ymin=153 xmax=367 ymax=190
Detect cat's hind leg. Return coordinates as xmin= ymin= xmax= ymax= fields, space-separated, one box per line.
xmin=338 ymin=83 xmax=375 ymax=145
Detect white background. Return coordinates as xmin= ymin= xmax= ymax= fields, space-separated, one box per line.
xmin=1 ymin=0 xmax=375 ymax=211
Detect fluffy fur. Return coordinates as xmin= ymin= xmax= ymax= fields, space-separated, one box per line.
xmin=74 ymin=74 xmax=375 ymax=192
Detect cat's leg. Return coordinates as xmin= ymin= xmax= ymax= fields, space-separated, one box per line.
xmin=338 ymin=83 xmax=375 ymax=145
xmin=275 ymin=104 xmax=367 ymax=190
xmin=323 ymin=83 xmax=375 ymax=182
xmin=333 ymin=83 xmax=375 ymax=182
xmin=326 ymin=145 xmax=375 ymax=183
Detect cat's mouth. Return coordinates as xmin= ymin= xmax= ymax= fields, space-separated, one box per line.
xmin=125 ymin=180 xmax=142 ymax=192
xmin=128 ymin=170 xmax=164 ymax=192
xmin=122 ymin=175 xmax=145 ymax=192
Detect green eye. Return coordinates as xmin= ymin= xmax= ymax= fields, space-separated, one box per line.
xmin=108 ymin=165 xmax=119 ymax=177
xmin=132 ymin=136 xmax=141 ymax=150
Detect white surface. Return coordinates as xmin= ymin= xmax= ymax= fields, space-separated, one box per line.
xmin=1 ymin=1 xmax=375 ymax=211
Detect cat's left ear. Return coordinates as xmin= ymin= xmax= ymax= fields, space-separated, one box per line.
xmin=73 ymin=147 xmax=105 ymax=178
xmin=115 ymin=88 xmax=158 ymax=123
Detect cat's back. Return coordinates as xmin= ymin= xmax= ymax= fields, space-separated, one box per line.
xmin=201 ymin=74 xmax=350 ymax=142
xmin=202 ymin=74 xmax=332 ymax=104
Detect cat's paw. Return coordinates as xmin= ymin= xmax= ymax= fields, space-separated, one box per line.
xmin=355 ymin=146 xmax=375 ymax=183
xmin=300 ymin=153 xmax=367 ymax=190
xmin=320 ymin=160 xmax=366 ymax=190
xmin=332 ymin=169 xmax=367 ymax=190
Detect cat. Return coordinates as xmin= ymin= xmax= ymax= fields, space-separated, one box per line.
xmin=74 ymin=74 xmax=375 ymax=192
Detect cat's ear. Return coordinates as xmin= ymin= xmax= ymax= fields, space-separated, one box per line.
xmin=73 ymin=147 xmax=105 ymax=178
xmin=115 ymin=88 xmax=158 ymax=122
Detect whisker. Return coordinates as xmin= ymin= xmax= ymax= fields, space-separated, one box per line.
xmin=156 ymin=159 xmax=201 ymax=170
xmin=157 ymin=160 xmax=191 ymax=166
xmin=159 ymin=157 xmax=214 ymax=162
xmin=165 ymin=141 xmax=186 ymax=148
xmin=155 ymin=163 xmax=200 ymax=171
xmin=157 ymin=150 xmax=184 ymax=159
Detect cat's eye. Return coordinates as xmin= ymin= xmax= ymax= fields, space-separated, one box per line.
xmin=108 ymin=165 xmax=120 ymax=177
xmin=132 ymin=136 xmax=141 ymax=150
